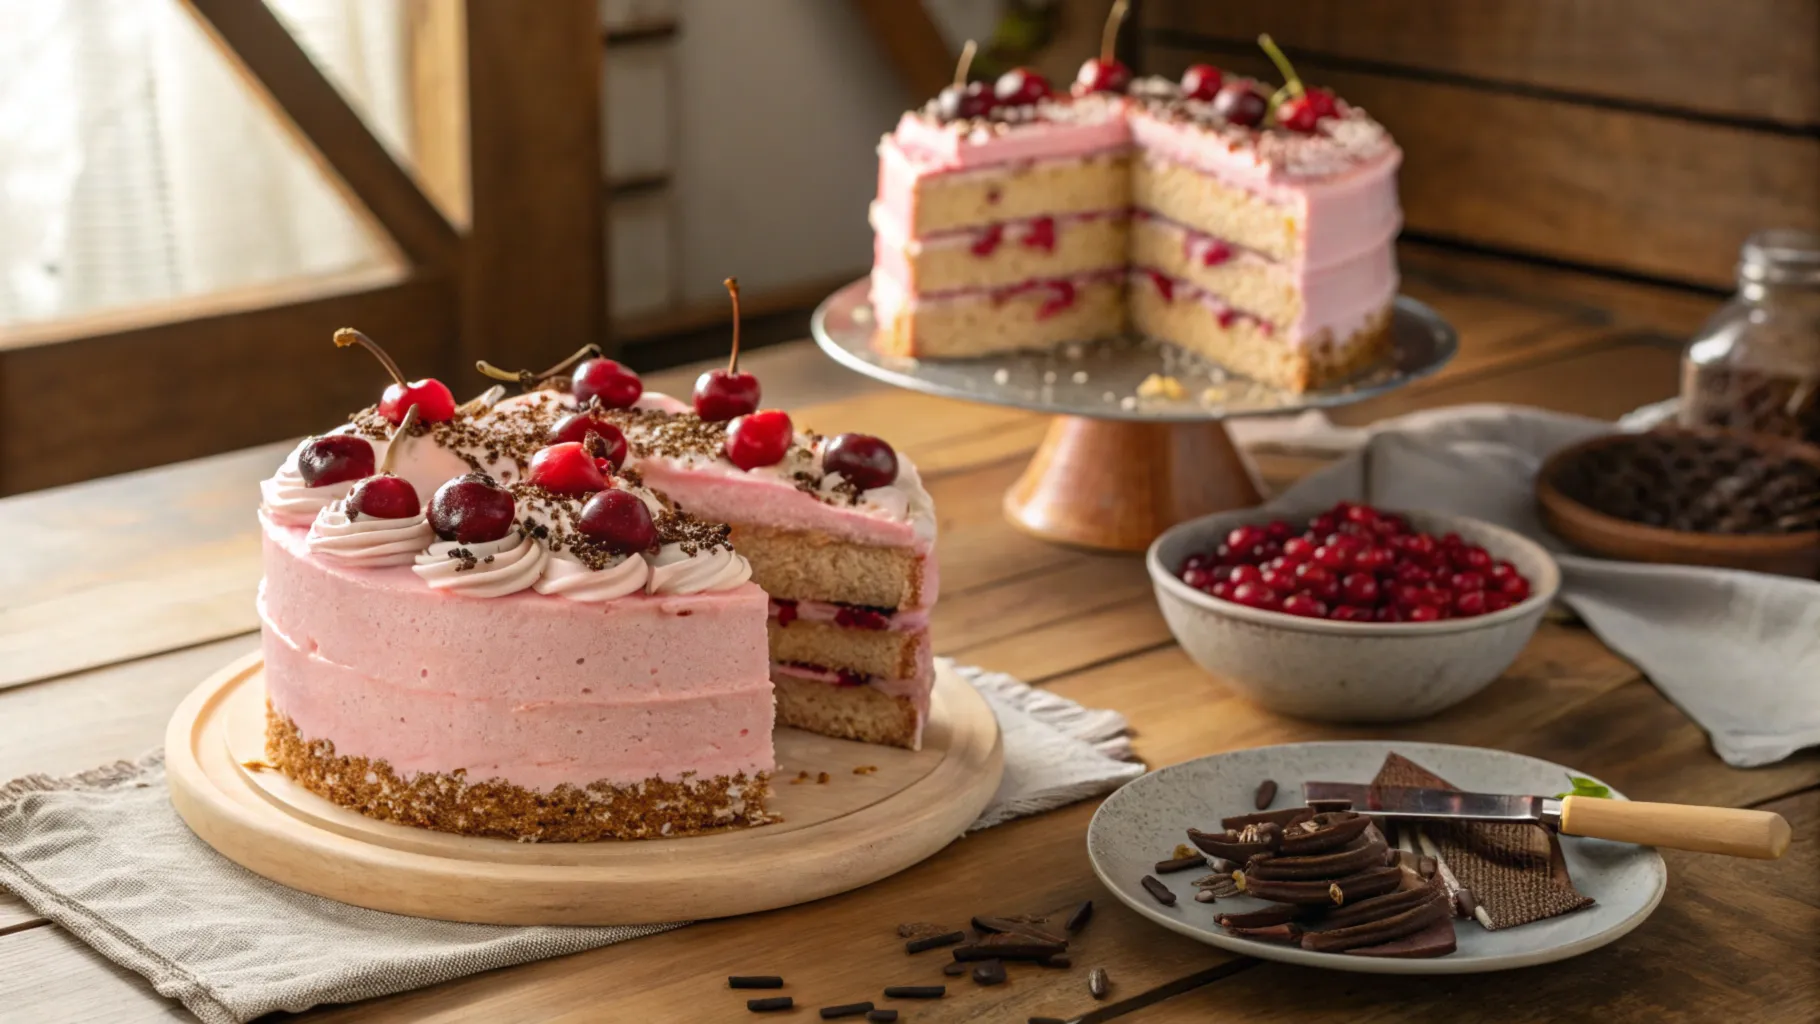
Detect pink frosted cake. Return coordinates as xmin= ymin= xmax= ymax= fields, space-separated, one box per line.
xmin=870 ymin=43 xmax=1402 ymax=392
xmin=257 ymin=323 xmax=937 ymax=841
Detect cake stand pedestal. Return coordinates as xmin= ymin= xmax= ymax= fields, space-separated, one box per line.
xmin=812 ymin=280 xmax=1458 ymax=552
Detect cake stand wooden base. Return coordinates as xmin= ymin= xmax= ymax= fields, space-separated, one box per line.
xmin=1003 ymin=415 xmax=1264 ymax=552
xmin=165 ymin=652 xmax=1004 ymax=925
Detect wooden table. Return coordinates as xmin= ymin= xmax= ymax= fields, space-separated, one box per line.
xmin=3 ymin=275 xmax=1816 ymax=1023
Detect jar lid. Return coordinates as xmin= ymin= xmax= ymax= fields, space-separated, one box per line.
xmin=1740 ymin=228 xmax=1820 ymax=286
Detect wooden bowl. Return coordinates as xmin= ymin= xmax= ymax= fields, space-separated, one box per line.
xmin=1535 ymin=428 xmax=1820 ymax=578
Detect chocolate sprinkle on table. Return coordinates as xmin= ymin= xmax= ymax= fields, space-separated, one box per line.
xmin=971 ymin=960 xmax=1006 ymax=986
xmin=904 ymin=930 xmax=965 ymax=953
xmin=1064 ymin=900 xmax=1094 ymax=933
xmin=866 ymin=1012 xmax=898 ymax=1023
xmin=746 ymin=996 xmax=793 ymax=1012
xmin=882 ymin=985 xmax=945 ymax=999
xmin=729 ymin=976 xmax=784 ymax=989
xmin=941 ymin=961 xmax=969 ymax=976
xmin=819 ymin=1002 xmax=874 ymax=1019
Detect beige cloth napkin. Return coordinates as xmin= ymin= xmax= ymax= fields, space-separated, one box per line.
xmin=0 ymin=660 xmax=1142 ymax=1024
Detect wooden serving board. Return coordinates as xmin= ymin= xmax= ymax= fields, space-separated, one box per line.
xmin=165 ymin=651 xmax=1004 ymax=925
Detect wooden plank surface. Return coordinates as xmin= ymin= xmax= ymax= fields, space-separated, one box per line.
xmin=1144 ymin=45 xmax=1820 ymax=289
xmin=2 ymin=284 xmax=1815 ymax=1022
xmin=1145 ymin=0 xmax=1820 ymax=126
xmin=1128 ymin=788 xmax=1820 ymax=1024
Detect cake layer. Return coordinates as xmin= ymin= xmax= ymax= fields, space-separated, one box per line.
xmin=261 ymin=518 xmax=771 ymax=702
xmin=731 ymin=523 xmax=932 ymax=609
xmin=1134 ymin=153 xmax=1299 ymax=261
xmin=263 ymin=614 xmax=774 ymax=791
xmin=1130 ymin=274 xmax=1394 ymax=391
xmin=881 ymin=144 xmax=1131 ymax=237
xmin=767 ymin=618 xmax=930 ymax=683
xmin=872 ymin=207 xmax=1129 ymax=294
xmin=873 ymin=271 xmax=1127 ymax=359
xmin=1131 ymin=214 xmax=1398 ymax=338
xmin=771 ymin=671 xmax=928 ymax=750
xmin=267 ymin=708 xmax=766 ymax=841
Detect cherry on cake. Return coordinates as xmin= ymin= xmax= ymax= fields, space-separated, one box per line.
xmin=870 ymin=32 xmax=1403 ymax=393
xmin=257 ymin=318 xmax=938 ymax=842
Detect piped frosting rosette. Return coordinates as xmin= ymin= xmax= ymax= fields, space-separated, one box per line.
xmin=645 ymin=542 xmax=751 ymax=595
xmin=412 ymin=528 xmax=548 ymax=597
xmin=260 ymin=461 xmax=352 ymax=528
xmin=306 ymin=499 xmax=433 ymax=568
xmin=534 ymin=550 xmax=649 ymax=601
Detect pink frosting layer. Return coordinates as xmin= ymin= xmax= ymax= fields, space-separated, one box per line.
xmin=260 ymin=515 xmax=775 ymax=788
xmin=885 ymin=99 xmax=1130 ymax=172
xmin=633 ymin=456 xmax=927 ymax=550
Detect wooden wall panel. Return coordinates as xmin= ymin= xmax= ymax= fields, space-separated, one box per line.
xmin=1146 ymin=0 xmax=1820 ymax=127
xmin=1146 ymin=46 xmax=1820 ymax=289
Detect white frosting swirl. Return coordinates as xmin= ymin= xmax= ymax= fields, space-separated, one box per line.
xmin=412 ymin=530 xmax=547 ymax=597
xmin=534 ymin=551 xmax=650 ymax=602
xmin=306 ymin=500 xmax=434 ymax=568
xmin=260 ymin=462 xmax=352 ymax=528
xmin=645 ymin=543 xmax=752 ymax=595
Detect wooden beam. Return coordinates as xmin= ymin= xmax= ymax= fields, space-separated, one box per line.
xmin=405 ymin=0 xmax=471 ymax=230
xmin=848 ymin=0 xmax=953 ymax=101
xmin=460 ymin=0 xmax=607 ymax=369
xmin=179 ymin=0 xmax=461 ymax=271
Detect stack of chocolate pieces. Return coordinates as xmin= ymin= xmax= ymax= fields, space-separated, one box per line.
xmin=1190 ymin=807 xmax=1458 ymax=958
xmin=1551 ymin=430 xmax=1820 ymax=536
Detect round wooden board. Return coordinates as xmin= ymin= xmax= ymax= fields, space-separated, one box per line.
xmin=165 ymin=651 xmax=1004 ymax=925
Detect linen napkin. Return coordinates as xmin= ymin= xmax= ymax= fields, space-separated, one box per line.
xmin=1233 ymin=403 xmax=1820 ymax=767
xmin=0 ymin=658 xmax=1144 ymax=1024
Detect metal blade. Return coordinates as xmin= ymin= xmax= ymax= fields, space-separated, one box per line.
xmin=1302 ymin=782 xmax=1552 ymax=825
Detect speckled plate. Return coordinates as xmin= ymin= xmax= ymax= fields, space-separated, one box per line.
xmin=810 ymin=279 xmax=1457 ymax=423
xmin=1087 ymin=741 xmax=1667 ymax=974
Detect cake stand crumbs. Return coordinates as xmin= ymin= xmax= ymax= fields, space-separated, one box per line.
xmin=239 ymin=759 xmax=274 ymax=772
xmin=1137 ymin=373 xmax=1185 ymax=400
xmin=817 ymin=772 xmax=831 ymax=784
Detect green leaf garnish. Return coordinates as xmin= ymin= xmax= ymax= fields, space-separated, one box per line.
xmin=1554 ymin=775 xmax=1611 ymax=800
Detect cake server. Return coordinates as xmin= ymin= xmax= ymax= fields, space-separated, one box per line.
xmin=1301 ymin=782 xmax=1790 ymax=860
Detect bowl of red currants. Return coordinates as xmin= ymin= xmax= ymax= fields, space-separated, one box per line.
xmin=1147 ymin=501 xmax=1559 ymax=722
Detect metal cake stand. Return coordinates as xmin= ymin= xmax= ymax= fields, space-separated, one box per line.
xmin=811 ymin=279 xmax=1457 ymax=551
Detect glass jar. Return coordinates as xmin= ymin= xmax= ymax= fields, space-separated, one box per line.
xmin=1680 ymin=228 xmax=1820 ymax=445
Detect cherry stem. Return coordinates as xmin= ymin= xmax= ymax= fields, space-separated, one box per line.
xmin=475 ymin=344 xmax=603 ymax=388
xmin=724 ymin=277 xmax=743 ymax=374
xmin=953 ymin=39 xmax=976 ymax=88
xmin=1101 ymin=0 xmax=1129 ymax=64
xmin=379 ymin=404 xmax=420 ymax=475
xmin=333 ymin=328 xmax=407 ymax=388
xmin=1257 ymin=34 xmax=1304 ymax=97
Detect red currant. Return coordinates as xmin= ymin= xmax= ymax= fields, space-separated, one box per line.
xmin=1451 ymin=571 xmax=1486 ymax=592
xmin=1282 ymin=594 xmax=1328 ymax=618
xmin=1407 ymin=605 xmax=1443 ymax=623
xmin=1231 ymin=581 xmax=1281 ymax=611
xmin=1330 ymin=604 xmax=1373 ymax=622
xmin=1454 ymin=591 xmax=1489 ymax=617
xmin=1340 ymin=572 xmax=1380 ymax=606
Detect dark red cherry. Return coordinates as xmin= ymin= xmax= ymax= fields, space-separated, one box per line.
xmin=547 ymin=410 xmax=628 ymax=470
xmin=334 ymin=328 xmax=456 ymax=424
xmin=1212 ymin=83 xmax=1267 ymax=127
xmin=1073 ymin=58 xmax=1131 ymax=96
xmin=571 ymin=358 xmax=643 ymax=409
xmin=994 ymin=67 xmax=1052 ymax=106
xmin=1278 ymin=87 xmax=1338 ymax=133
xmin=346 ymin=475 xmax=421 ymax=520
xmin=695 ymin=369 xmax=760 ymax=422
xmin=937 ymin=80 xmax=996 ymax=120
xmin=577 ymin=488 xmax=656 ymax=554
xmin=724 ymin=410 xmax=794 ymax=470
xmin=427 ymin=475 xmax=515 ymax=543
xmin=1180 ymin=63 xmax=1223 ymax=101
xmin=526 ymin=442 xmax=609 ymax=496
xmin=822 ymin=433 xmax=899 ymax=490
xmin=297 ymin=434 xmax=375 ymax=487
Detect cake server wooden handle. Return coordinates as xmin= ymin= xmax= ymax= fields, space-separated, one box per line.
xmin=1559 ymin=796 xmax=1791 ymax=859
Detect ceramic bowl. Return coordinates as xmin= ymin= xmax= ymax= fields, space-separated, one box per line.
xmin=1535 ymin=428 xmax=1820 ymax=578
xmin=1147 ymin=508 xmax=1560 ymax=722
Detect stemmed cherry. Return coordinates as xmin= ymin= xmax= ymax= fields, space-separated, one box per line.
xmin=334 ymin=328 xmax=457 ymax=424
xmin=936 ymin=39 xmax=995 ymax=121
xmin=1073 ymin=0 xmax=1132 ymax=96
xmin=693 ymin=278 xmax=762 ymax=422
xmin=1180 ymin=63 xmax=1224 ymax=102
xmin=347 ymin=404 xmax=424 ymax=519
xmin=476 ymin=344 xmax=643 ymax=409
xmin=994 ymin=66 xmax=1053 ymax=106
xmin=1258 ymin=33 xmax=1337 ymax=133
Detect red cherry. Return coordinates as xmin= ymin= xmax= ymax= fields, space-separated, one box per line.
xmin=1401 ymin=534 xmax=1438 ymax=559
xmin=1073 ymin=57 xmax=1131 ymax=95
xmin=1183 ymin=568 xmax=1216 ymax=589
xmin=1226 ymin=524 xmax=1268 ymax=551
xmin=1312 ymin=545 xmax=1353 ymax=571
xmin=1354 ymin=546 xmax=1394 ymax=573
xmin=548 ymin=411 xmax=629 ymax=471
xmin=1277 ymin=87 xmax=1338 ymax=133
xmin=1394 ymin=564 xmax=1434 ymax=586
xmin=572 ymin=358 xmax=643 ymax=409
xmin=428 ymin=474 xmax=516 ymax=543
xmin=297 ymin=435 xmax=375 ymax=487
xmin=1282 ymin=536 xmax=1317 ymax=560
xmin=334 ymin=328 xmax=456 ymax=424
xmin=1282 ymin=594 xmax=1328 ymax=618
xmin=695 ymin=278 xmax=762 ymax=421
xmin=1212 ymin=83 xmax=1267 ymax=127
xmin=1340 ymin=572 xmax=1380 ymax=606
xmin=346 ymin=474 xmax=421 ymax=520
xmin=576 ymin=488 xmax=657 ymax=554
xmin=1499 ymin=575 xmax=1532 ymax=601
xmin=1209 ymin=581 xmax=1236 ymax=600
xmin=1451 ymin=571 xmax=1486 ymax=592
xmin=1407 ymin=605 xmax=1444 ymax=623
xmin=1180 ymin=63 xmax=1223 ymax=101
xmin=1228 ymin=564 xmax=1263 ymax=586
xmin=1230 ymin=581 xmax=1280 ymax=611
xmin=1182 ymin=553 xmax=1211 ymax=572
xmin=1453 ymin=545 xmax=1494 ymax=571
xmin=1330 ymin=605 xmax=1374 ymax=622
xmin=1264 ymin=520 xmax=1295 ymax=541
xmin=526 ymin=442 xmax=609 ymax=496
xmin=937 ymin=80 xmax=997 ymax=120
xmin=994 ymin=67 xmax=1053 ymax=106
xmin=1454 ymin=591 xmax=1489 ymax=618
xmin=1485 ymin=593 xmax=1513 ymax=613
xmin=724 ymin=410 xmax=794 ymax=470
xmin=1374 ymin=605 xmax=1404 ymax=623
xmin=1260 ymin=567 xmax=1298 ymax=592
xmin=1489 ymin=560 xmax=1519 ymax=582
xmin=822 ymin=433 xmax=899 ymax=490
